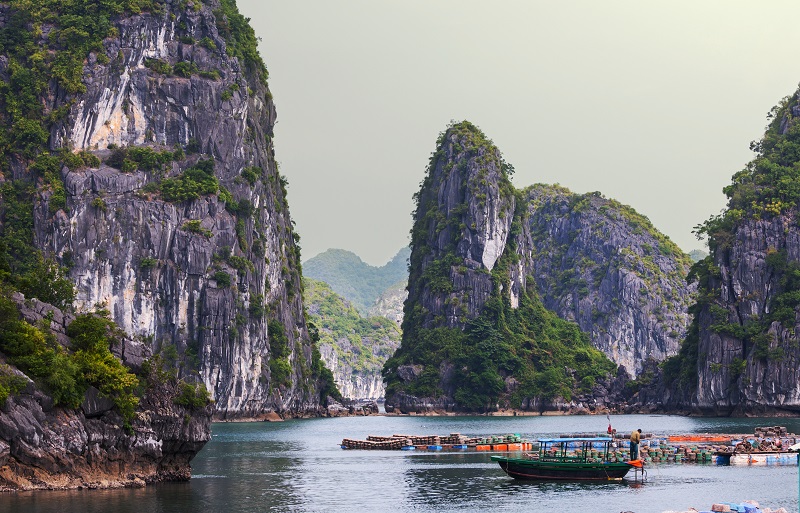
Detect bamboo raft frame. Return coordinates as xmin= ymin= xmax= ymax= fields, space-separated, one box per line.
xmin=340 ymin=433 xmax=532 ymax=451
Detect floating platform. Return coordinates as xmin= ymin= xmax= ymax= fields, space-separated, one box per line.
xmin=341 ymin=426 xmax=800 ymax=466
xmin=340 ymin=433 xmax=533 ymax=451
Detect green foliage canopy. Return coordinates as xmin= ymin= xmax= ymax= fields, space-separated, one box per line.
xmin=0 ymin=297 xmax=140 ymax=423
xmin=160 ymin=159 xmax=218 ymax=202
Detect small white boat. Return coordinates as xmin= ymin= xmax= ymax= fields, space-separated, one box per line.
xmin=715 ymin=451 xmax=798 ymax=466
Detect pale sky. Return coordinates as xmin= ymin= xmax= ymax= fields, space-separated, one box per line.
xmin=239 ymin=0 xmax=800 ymax=266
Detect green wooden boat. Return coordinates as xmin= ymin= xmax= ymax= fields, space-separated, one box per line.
xmin=491 ymin=437 xmax=640 ymax=481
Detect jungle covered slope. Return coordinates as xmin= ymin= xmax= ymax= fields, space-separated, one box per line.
xmin=304 ymin=278 xmax=400 ymax=401
xmin=304 ymin=248 xmax=410 ymax=314
xmin=383 ymin=122 xmax=617 ymax=413
xmin=654 ymin=87 xmax=800 ymax=415
xmin=0 ymin=0 xmax=336 ymax=420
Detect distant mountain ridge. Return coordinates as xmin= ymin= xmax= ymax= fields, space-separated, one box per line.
xmin=304 ymin=248 xmax=410 ymax=313
xmin=689 ymin=249 xmax=708 ymax=262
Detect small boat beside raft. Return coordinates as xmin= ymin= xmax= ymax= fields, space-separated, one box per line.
xmin=713 ymin=437 xmax=799 ymax=466
xmin=492 ymin=437 xmax=642 ymax=481
xmin=714 ymin=451 xmax=798 ymax=466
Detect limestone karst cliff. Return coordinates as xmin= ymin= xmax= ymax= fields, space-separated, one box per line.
xmin=368 ymin=279 xmax=406 ymax=325
xmin=0 ymin=0 xmax=334 ymax=418
xmin=383 ymin=122 xmax=615 ymax=413
xmin=651 ymin=87 xmax=800 ymax=415
xmin=383 ymin=121 xmax=693 ymax=413
xmin=305 ymin=278 xmax=400 ymax=401
xmin=0 ymin=0 xmax=335 ymax=488
xmin=522 ymin=184 xmax=694 ymax=376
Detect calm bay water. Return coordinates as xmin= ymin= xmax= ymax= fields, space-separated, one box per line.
xmin=5 ymin=415 xmax=800 ymax=513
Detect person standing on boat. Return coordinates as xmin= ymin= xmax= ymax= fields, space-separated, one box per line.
xmin=630 ymin=429 xmax=642 ymax=461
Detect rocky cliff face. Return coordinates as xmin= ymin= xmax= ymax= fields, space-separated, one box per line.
xmin=654 ymin=88 xmax=800 ymax=414
xmin=520 ymin=184 xmax=694 ymax=376
xmin=384 ymin=122 xmax=624 ymax=413
xmin=3 ymin=0 xmax=327 ymax=418
xmin=0 ymin=376 xmax=210 ymax=491
xmin=318 ymin=344 xmax=385 ymax=401
xmin=694 ymin=215 xmax=800 ymax=413
xmin=368 ymin=280 xmax=407 ymax=325
xmin=305 ymin=278 xmax=400 ymax=401
xmin=403 ymin=124 xmax=516 ymax=331
xmin=0 ymin=294 xmax=212 ymax=491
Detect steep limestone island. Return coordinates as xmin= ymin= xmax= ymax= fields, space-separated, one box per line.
xmin=382 ymin=121 xmax=695 ymax=414
xmin=640 ymin=86 xmax=800 ymax=415
xmin=0 ymin=0 xmax=337 ymax=490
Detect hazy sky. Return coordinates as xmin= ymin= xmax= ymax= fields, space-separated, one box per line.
xmin=239 ymin=0 xmax=800 ymax=265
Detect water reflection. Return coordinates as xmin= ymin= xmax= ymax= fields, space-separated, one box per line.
xmin=401 ymin=453 xmax=643 ymax=511
xmin=6 ymin=416 xmax=800 ymax=513
xmin=190 ymin=429 xmax=306 ymax=512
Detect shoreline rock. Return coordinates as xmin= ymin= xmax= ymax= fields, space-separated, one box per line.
xmin=0 ymin=379 xmax=212 ymax=492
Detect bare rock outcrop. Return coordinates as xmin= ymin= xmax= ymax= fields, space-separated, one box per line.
xmin=0 ymin=295 xmax=212 ymax=491
xmin=0 ymin=377 xmax=211 ymax=491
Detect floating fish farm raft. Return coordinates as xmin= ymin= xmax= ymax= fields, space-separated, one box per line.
xmin=341 ymin=426 xmax=799 ymax=465
xmin=340 ymin=433 xmax=533 ymax=451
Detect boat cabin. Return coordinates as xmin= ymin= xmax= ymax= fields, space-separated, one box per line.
xmin=533 ymin=437 xmax=616 ymax=463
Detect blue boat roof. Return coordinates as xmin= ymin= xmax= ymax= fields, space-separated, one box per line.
xmin=538 ymin=437 xmax=614 ymax=443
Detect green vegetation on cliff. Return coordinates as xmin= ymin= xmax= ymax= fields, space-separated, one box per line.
xmin=0 ymin=0 xmax=323 ymax=415
xmin=0 ymin=0 xmax=267 ymax=307
xmin=0 ymin=1 xmax=168 ymax=304
xmin=0 ymin=181 xmax=75 ymax=308
xmin=304 ymin=277 xmax=401 ymax=376
xmin=214 ymin=0 xmax=267 ymax=82
xmin=525 ymin=183 xmax=691 ymax=305
xmin=697 ymin=89 xmax=800 ymax=252
xmin=383 ymin=121 xmax=616 ymax=411
xmin=0 ymin=296 xmax=140 ymax=423
xmin=0 ymin=0 xmax=170 ymax=163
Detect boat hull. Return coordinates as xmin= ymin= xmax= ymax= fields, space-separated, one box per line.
xmin=491 ymin=456 xmax=633 ymax=481
xmin=715 ymin=452 xmax=798 ymax=466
